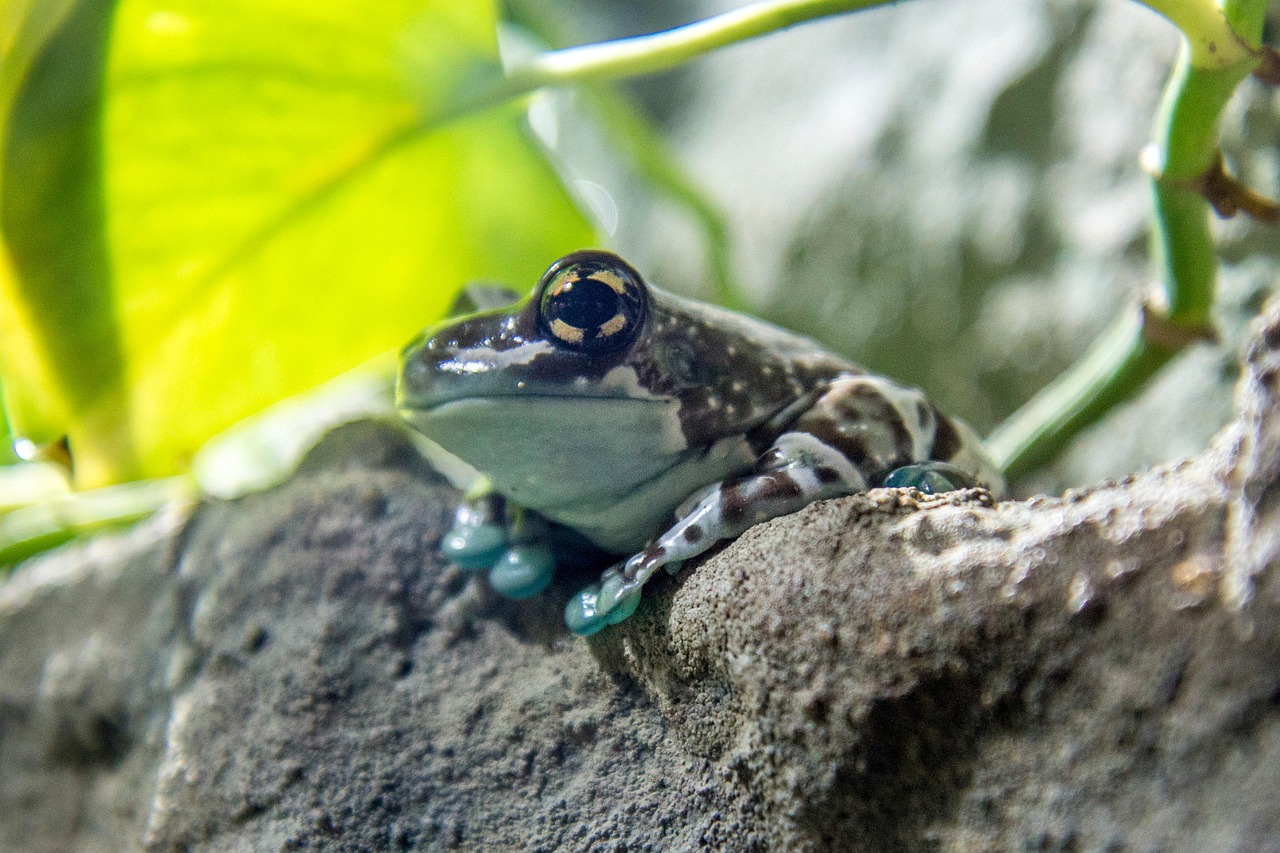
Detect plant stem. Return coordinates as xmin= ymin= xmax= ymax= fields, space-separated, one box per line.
xmin=990 ymin=0 xmax=1266 ymax=479
xmin=497 ymin=0 xmax=747 ymax=307
xmin=987 ymin=310 xmax=1179 ymax=477
xmin=1134 ymin=0 xmax=1256 ymax=67
xmin=499 ymin=0 xmax=894 ymax=96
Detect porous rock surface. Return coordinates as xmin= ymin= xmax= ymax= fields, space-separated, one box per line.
xmin=3 ymin=305 xmax=1280 ymax=851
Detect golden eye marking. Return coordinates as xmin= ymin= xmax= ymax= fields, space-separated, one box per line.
xmin=550 ymin=318 xmax=585 ymax=343
xmin=554 ymin=268 xmax=627 ymax=296
xmin=598 ymin=313 xmax=627 ymax=337
xmin=592 ymin=270 xmax=628 ymax=295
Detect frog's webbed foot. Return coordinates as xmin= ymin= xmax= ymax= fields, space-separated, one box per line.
xmin=441 ymin=486 xmax=556 ymax=599
xmin=882 ymin=461 xmax=976 ymax=493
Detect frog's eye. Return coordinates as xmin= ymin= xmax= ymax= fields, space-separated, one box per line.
xmin=536 ymin=251 xmax=648 ymax=355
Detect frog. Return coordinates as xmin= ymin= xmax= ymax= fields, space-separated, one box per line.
xmin=397 ymin=250 xmax=1003 ymax=636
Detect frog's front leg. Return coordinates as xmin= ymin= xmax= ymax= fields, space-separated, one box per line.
xmin=441 ymin=481 xmax=557 ymax=599
xmin=565 ymin=375 xmax=955 ymax=635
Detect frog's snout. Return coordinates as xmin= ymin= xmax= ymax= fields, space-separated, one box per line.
xmin=396 ymin=332 xmax=448 ymax=410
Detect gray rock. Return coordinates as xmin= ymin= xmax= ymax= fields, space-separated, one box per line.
xmin=0 ymin=509 xmax=184 ymax=853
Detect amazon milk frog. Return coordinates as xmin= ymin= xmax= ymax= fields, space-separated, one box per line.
xmin=397 ymin=250 xmax=1002 ymax=635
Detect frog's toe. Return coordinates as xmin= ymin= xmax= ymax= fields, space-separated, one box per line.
xmin=442 ymin=521 xmax=508 ymax=570
xmin=596 ymin=573 xmax=642 ymax=624
xmin=604 ymin=590 xmax=641 ymax=625
xmin=565 ymin=584 xmax=610 ymax=636
xmin=488 ymin=544 xmax=555 ymax=599
xmin=565 ymin=575 xmax=642 ymax=636
xmin=882 ymin=462 xmax=976 ymax=494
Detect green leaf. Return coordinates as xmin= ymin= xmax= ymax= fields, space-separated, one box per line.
xmin=0 ymin=377 xmax=16 ymax=466
xmin=1 ymin=0 xmax=593 ymax=488
xmin=1 ymin=0 xmax=119 ymax=479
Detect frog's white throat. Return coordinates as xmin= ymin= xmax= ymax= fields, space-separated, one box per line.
xmin=405 ymin=396 xmax=691 ymax=510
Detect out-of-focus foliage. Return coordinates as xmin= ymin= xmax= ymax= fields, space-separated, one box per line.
xmin=0 ymin=381 xmax=14 ymax=467
xmin=0 ymin=0 xmax=593 ymax=488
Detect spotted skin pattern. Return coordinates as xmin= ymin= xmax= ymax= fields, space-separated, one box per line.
xmin=589 ymin=375 xmax=1000 ymax=617
xmin=398 ymin=251 xmax=1003 ymax=634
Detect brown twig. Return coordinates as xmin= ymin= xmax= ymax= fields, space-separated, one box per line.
xmin=1193 ymin=151 xmax=1280 ymax=223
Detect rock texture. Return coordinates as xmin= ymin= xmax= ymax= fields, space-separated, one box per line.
xmin=2 ymin=302 xmax=1280 ymax=851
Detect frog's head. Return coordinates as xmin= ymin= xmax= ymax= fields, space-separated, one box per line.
xmin=397 ymin=250 xmax=840 ymax=512
xmin=399 ymin=250 xmax=650 ymax=406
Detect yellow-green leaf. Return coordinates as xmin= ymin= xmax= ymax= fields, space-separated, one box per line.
xmin=1 ymin=0 xmax=593 ymax=488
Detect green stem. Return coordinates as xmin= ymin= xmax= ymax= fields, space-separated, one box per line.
xmin=0 ymin=474 xmax=195 ymax=566
xmin=1134 ymin=0 xmax=1256 ymax=67
xmin=987 ymin=310 xmax=1177 ymax=476
xmin=499 ymin=0 xmax=893 ymax=96
xmin=1148 ymin=49 xmax=1249 ymax=321
xmin=990 ymin=0 xmax=1265 ymax=479
xmin=1221 ymin=0 xmax=1268 ymax=47
xmin=498 ymin=1 xmax=747 ymax=307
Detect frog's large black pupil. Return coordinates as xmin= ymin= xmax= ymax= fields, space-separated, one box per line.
xmin=549 ymin=278 xmax=618 ymax=330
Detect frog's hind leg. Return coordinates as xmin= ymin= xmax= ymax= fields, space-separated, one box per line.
xmin=564 ymin=375 xmax=1001 ymax=636
xmin=563 ymin=430 xmax=866 ymax=635
xmin=796 ymin=374 xmax=1004 ymax=496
